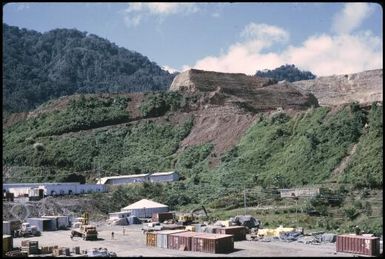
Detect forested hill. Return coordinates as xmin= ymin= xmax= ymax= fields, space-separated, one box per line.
xmin=3 ymin=23 xmax=175 ymax=113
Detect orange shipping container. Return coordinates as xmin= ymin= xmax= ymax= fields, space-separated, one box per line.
xmin=146 ymin=232 xmax=157 ymax=247
xmin=336 ymin=234 xmax=380 ymax=256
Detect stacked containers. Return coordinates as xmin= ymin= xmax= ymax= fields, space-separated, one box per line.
xmin=215 ymin=226 xmax=247 ymax=241
xmin=168 ymin=232 xmax=205 ymax=251
xmin=336 ymin=234 xmax=380 ymax=256
xmin=156 ymin=230 xmax=186 ymax=248
xmin=191 ymin=233 xmax=234 ymax=254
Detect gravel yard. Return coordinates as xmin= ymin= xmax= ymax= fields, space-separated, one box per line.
xmin=11 ymin=223 xmax=379 ymax=257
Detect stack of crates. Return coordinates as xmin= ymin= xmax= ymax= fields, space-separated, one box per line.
xmin=21 ymin=240 xmax=39 ymax=255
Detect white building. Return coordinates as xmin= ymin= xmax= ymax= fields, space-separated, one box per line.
xmin=4 ymin=182 xmax=106 ymax=197
xmin=3 ymin=182 xmax=79 ymax=192
xmin=121 ymin=199 xmax=168 ymax=218
xmin=97 ymin=174 xmax=150 ymax=185
xmin=149 ymin=171 xmax=179 ymax=183
xmin=279 ymin=188 xmax=320 ymax=198
xmin=41 ymin=183 xmax=106 ymax=196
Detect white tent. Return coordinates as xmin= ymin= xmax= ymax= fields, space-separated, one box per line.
xmin=120 ymin=199 xmax=168 ymax=218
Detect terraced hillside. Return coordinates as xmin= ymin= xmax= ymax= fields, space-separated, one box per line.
xmin=3 ymin=69 xmax=383 ymax=235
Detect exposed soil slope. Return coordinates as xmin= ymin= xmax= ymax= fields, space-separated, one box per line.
xmin=292 ymin=69 xmax=383 ymax=106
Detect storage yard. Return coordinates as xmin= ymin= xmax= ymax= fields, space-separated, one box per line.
xmin=9 ymin=223 xmax=376 ymax=257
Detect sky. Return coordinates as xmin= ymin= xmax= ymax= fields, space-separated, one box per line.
xmin=3 ymin=2 xmax=383 ymax=76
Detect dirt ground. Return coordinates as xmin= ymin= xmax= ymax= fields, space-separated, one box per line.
xmin=12 ymin=223 xmax=382 ymax=257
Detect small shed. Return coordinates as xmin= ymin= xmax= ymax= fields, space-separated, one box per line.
xmin=41 ymin=216 xmax=70 ymax=229
xmin=121 ymin=199 xmax=168 ymax=218
xmin=27 ymin=218 xmax=57 ymax=232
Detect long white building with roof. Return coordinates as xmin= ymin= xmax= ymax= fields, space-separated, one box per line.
xmin=97 ymin=171 xmax=179 ymax=185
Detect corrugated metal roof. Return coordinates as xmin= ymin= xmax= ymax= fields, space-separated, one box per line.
xmin=97 ymin=174 xmax=149 ymax=184
xmin=121 ymin=199 xmax=168 ymax=210
xmin=151 ymin=171 xmax=177 ymax=176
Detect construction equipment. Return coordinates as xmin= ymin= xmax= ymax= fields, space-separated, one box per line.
xmin=177 ymin=205 xmax=208 ymax=226
xmin=70 ymin=212 xmax=98 ymax=240
xmin=13 ymin=222 xmax=41 ymax=238
xmin=230 ymin=215 xmax=261 ymax=234
xmin=82 ymin=212 xmax=89 ymax=225
xmin=70 ymin=224 xmax=98 ymax=240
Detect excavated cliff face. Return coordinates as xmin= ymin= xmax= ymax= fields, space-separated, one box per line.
xmin=292 ymin=69 xmax=383 ymax=106
xmin=170 ymin=69 xmax=318 ymax=158
xmin=170 ymin=69 xmax=317 ymax=111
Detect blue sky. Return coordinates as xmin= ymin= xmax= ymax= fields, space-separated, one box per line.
xmin=3 ymin=2 xmax=383 ymax=76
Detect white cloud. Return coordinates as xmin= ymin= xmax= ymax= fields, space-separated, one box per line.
xmin=190 ymin=23 xmax=290 ymax=75
xmin=162 ymin=65 xmax=179 ymax=74
xmin=241 ymin=23 xmax=289 ymax=43
xmin=283 ymin=32 xmax=382 ymax=76
xmin=122 ymin=3 xmax=199 ymax=27
xmin=332 ymin=3 xmax=374 ymax=34
xmin=186 ymin=22 xmax=382 ymax=76
xmin=15 ymin=3 xmax=30 ymax=11
xmin=123 ymin=15 xmax=142 ymax=28
xmin=125 ymin=3 xmax=198 ymax=16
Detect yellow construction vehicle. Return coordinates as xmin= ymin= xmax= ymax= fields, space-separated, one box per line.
xmin=70 ymin=212 xmax=98 ymax=240
xmin=177 ymin=206 xmax=208 ymax=225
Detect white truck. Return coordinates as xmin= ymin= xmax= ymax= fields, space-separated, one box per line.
xmin=14 ymin=222 xmax=41 ymax=237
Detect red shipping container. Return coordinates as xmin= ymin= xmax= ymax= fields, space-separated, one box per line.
xmin=192 ymin=233 xmax=234 ymax=254
xmin=336 ymin=234 xmax=380 ymax=256
xmin=168 ymin=231 xmax=204 ymax=251
xmin=215 ymin=226 xmax=247 ymax=241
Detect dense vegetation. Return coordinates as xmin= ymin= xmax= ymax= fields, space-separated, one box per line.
xmin=255 ymin=64 xmax=316 ymax=82
xmin=3 ymin=23 xmax=175 ymax=114
xmin=3 ymin=93 xmax=382 ymax=235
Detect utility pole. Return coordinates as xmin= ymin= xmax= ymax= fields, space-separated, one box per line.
xmin=243 ymin=188 xmax=247 ymax=215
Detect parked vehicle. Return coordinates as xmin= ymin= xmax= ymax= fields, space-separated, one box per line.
xmin=14 ymin=222 xmax=41 ymax=237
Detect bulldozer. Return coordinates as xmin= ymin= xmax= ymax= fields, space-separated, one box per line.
xmin=177 ymin=206 xmax=208 ymax=225
xmin=70 ymin=212 xmax=98 ymax=240
xmin=71 ymin=224 xmax=98 ymax=240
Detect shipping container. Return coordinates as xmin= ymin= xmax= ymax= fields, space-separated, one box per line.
xmin=336 ymin=234 xmax=380 ymax=256
xmin=152 ymin=212 xmax=174 ymax=223
xmin=3 ymin=235 xmax=13 ymax=255
xmin=3 ymin=221 xmax=11 ymax=235
xmin=156 ymin=230 xmax=186 ymax=248
xmin=215 ymin=226 xmax=247 ymax=241
xmin=191 ymin=234 xmax=234 ymax=254
xmin=168 ymin=231 xmax=205 ymax=251
xmin=146 ymin=232 xmax=157 ymax=247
